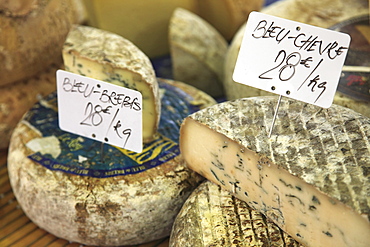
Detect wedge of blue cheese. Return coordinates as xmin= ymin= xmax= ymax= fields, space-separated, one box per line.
xmin=180 ymin=96 xmax=370 ymax=247
xmin=62 ymin=24 xmax=160 ymax=143
xmin=170 ymin=181 xmax=303 ymax=247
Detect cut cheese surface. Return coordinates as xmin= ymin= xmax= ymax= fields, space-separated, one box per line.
xmin=170 ymin=181 xmax=303 ymax=247
xmin=0 ymin=0 xmax=86 ymax=86
xmin=180 ymin=96 xmax=370 ymax=247
xmin=169 ymin=8 xmax=227 ymax=97
xmin=8 ymin=78 xmax=215 ymax=246
xmin=63 ymin=25 xmax=160 ymax=143
xmin=0 ymin=63 xmax=60 ymax=149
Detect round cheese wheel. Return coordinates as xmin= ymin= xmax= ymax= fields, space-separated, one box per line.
xmin=169 ymin=8 xmax=228 ymax=98
xmin=0 ymin=63 xmax=60 ymax=150
xmin=170 ymin=181 xmax=302 ymax=247
xmin=223 ymin=0 xmax=370 ymax=117
xmin=7 ymin=78 xmax=215 ymax=246
xmin=0 ymin=0 xmax=86 ymax=86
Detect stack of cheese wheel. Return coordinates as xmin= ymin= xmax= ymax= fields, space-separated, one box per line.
xmin=0 ymin=0 xmax=86 ymax=149
xmin=178 ymin=96 xmax=370 ymax=247
xmin=8 ymin=25 xmax=216 ymax=246
xmin=223 ymin=0 xmax=370 ymax=117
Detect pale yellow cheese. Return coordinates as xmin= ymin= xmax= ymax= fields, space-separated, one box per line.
xmin=196 ymin=0 xmax=264 ymax=41
xmin=169 ymin=8 xmax=228 ymax=97
xmin=82 ymin=0 xmax=264 ymax=58
xmin=63 ymin=25 xmax=160 ymax=143
xmin=180 ymin=96 xmax=370 ymax=247
xmin=0 ymin=0 xmax=86 ymax=86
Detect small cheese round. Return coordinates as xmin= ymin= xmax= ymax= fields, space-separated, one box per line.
xmin=7 ymin=78 xmax=215 ymax=246
xmin=0 ymin=0 xmax=86 ymax=86
xmin=170 ymin=181 xmax=302 ymax=247
xmin=0 ymin=63 xmax=60 ymax=150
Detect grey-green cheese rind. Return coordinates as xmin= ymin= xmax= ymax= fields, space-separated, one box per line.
xmin=180 ymin=96 xmax=370 ymax=247
xmin=170 ymin=181 xmax=303 ymax=247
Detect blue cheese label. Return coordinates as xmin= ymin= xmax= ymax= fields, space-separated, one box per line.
xmin=56 ymin=70 xmax=143 ymax=153
xmin=26 ymin=80 xmax=199 ymax=178
xmin=233 ymin=11 xmax=351 ymax=108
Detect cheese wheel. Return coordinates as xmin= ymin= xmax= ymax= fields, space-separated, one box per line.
xmin=8 ymin=78 xmax=215 ymax=246
xmin=0 ymin=0 xmax=86 ymax=86
xmin=63 ymin=24 xmax=161 ymax=143
xmin=0 ymin=63 xmax=60 ymax=150
xmin=169 ymin=8 xmax=228 ymax=98
xmin=223 ymin=0 xmax=370 ymax=117
xmin=180 ymin=96 xmax=370 ymax=247
xmin=81 ymin=0 xmax=263 ymax=58
xmin=170 ymin=181 xmax=303 ymax=247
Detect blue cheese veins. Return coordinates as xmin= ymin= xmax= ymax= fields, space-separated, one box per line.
xmin=180 ymin=96 xmax=370 ymax=247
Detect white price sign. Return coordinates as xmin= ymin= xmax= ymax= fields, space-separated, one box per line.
xmin=56 ymin=70 xmax=143 ymax=153
xmin=233 ymin=12 xmax=351 ymax=108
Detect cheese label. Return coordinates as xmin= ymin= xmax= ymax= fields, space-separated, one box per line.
xmin=56 ymin=70 xmax=143 ymax=153
xmin=330 ymin=15 xmax=370 ymax=102
xmin=27 ymin=80 xmax=198 ymax=178
xmin=233 ymin=12 xmax=351 ymax=108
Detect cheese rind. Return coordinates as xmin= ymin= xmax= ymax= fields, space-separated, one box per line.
xmin=0 ymin=63 xmax=59 ymax=149
xmin=0 ymin=0 xmax=86 ymax=86
xmin=180 ymin=96 xmax=370 ymax=247
xmin=8 ymin=78 xmax=215 ymax=246
xmin=169 ymin=8 xmax=227 ymax=97
xmin=170 ymin=181 xmax=302 ymax=247
xmin=63 ymin=25 xmax=160 ymax=143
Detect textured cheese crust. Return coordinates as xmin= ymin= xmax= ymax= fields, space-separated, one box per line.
xmin=0 ymin=0 xmax=86 ymax=86
xmin=180 ymin=96 xmax=370 ymax=247
xmin=223 ymin=0 xmax=370 ymax=117
xmin=0 ymin=63 xmax=60 ymax=149
xmin=63 ymin=25 xmax=160 ymax=143
xmin=170 ymin=181 xmax=303 ymax=247
xmin=169 ymin=8 xmax=228 ymax=97
xmin=8 ymin=78 xmax=216 ymax=246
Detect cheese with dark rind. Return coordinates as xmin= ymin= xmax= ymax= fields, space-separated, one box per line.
xmin=8 ymin=78 xmax=216 ymax=246
xmin=180 ymin=96 xmax=370 ymax=247
xmin=0 ymin=63 xmax=60 ymax=149
xmin=63 ymin=24 xmax=160 ymax=143
xmin=170 ymin=181 xmax=303 ymax=247
xmin=0 ymin=0 xmax=86 ymax=86
xmin=223 ymin=0 xmax=370 ymax=117
xmin=169 ymin=8 xmax=227 ymax=97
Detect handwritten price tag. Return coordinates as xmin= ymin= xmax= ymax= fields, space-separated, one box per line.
xmin=56 ymin=70 xmax=143 ymax=153
xmin=233 ymin=12 xmax=351 ymax=108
